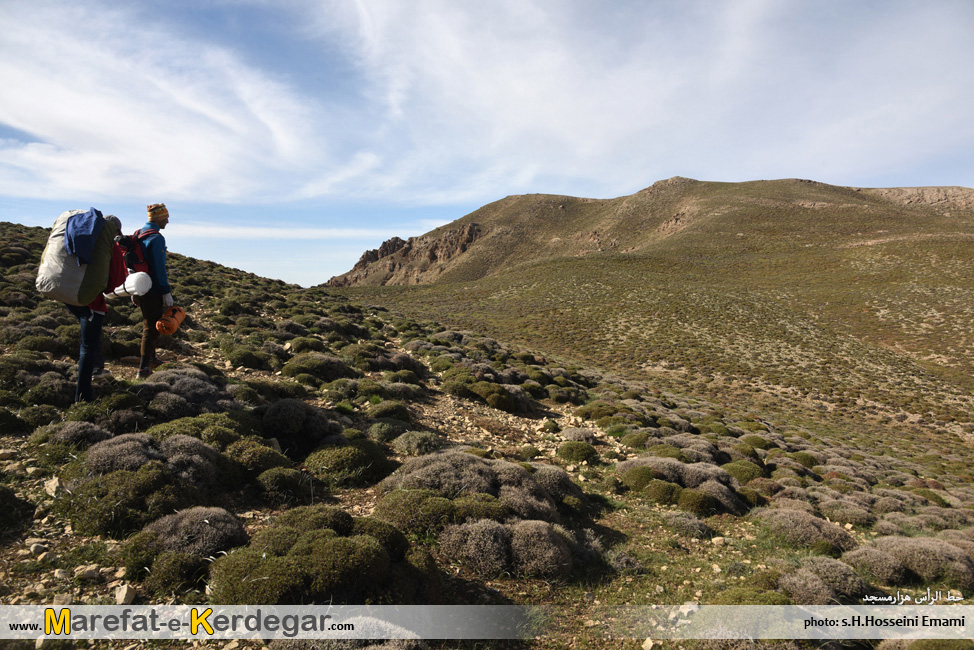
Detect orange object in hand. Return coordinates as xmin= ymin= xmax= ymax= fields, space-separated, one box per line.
xmin=156 ymin=305 xmax=186 ymax=335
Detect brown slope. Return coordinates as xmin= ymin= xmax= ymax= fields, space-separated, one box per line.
xmin=325 ymin=177 xmax=974 ymax=287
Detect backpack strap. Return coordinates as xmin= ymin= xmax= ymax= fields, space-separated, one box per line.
xmin=136 ymin=228 xmax=159 ymax=240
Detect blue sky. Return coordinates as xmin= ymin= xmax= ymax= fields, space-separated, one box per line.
xmin=1 ymin=0 xmax=972 ymax=286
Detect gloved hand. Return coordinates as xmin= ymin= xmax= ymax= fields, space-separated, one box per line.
xmin=163 ymin=293 xmax=174 ymax=308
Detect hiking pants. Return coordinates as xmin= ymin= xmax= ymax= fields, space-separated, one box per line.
xmin=66 ymin=304 xmax=104 ymax=402
xmin=139 ymin=293 xmax=165 ymax=368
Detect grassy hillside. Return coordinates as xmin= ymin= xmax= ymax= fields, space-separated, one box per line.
xmin=3 ymin=219 xmax=974 ymax=650
xmin=335 ymin=179 xmax=974 ymax=448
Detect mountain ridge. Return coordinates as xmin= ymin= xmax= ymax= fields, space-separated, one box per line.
xmin=325 ymin=177 xmax=974 ymax=288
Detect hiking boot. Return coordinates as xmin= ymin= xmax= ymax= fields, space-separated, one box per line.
xmin=92 ymin=368 xmax=112 ymax=380
xmin=136 ymin=368 xmax=153 ymax=380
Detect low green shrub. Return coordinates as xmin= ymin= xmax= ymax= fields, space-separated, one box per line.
xmin=304 ymin=440 xmax=397 ymax=487
xmin=740 ymin=434 xmax=771 ymax=450
xmin=225 ymin=347 xmax=273 ymax=371
xmin=677 ymin=489 xmax=721 ymax=517
xmin=58 ymin=462 xmax=196 ymax=538
xmin=257 ymin=467 xmax=319 ymax=506
xmin=351 ymin=517 xmax=410 ymax=562
xmin=712 ymin=587 xmax=792 ymax=605
xmin=621 ymin=432 xmax=650 ymax=449
xmin=367 ymin=419 xmax=407 ymax=443
xmin=373 ymin=489 xmax=457 ymax=535
xmin=790 ymin=451 xmax=819 ymax=469
xmin=621 ymin=466 xmax=655 ymax=492
xmin=393 ymin=430 xmax=442 ymax=456
xmin=721 ymin=460 xmax=765 ymax=484
xmin=644 ymin=479 xmax=683 ymax=505
xmin=207 ymin=503 xmax=437 ymax=606
xmin=288 ymin=337 xmax=326 ymax=354
xmin=556 ymin=441 xmax=598 ymax=464
xmin=452 ymin=492 xmax=512 ymax=523
xmin=368 ymin=400 xmax=411 ymax=422
xmin=281 ymin=353 xmax=359 ymax=383
xmin=224 ymin=438 xmax=293 ymax=474
xmin=144 ymin=551 xmax=207 ymax=597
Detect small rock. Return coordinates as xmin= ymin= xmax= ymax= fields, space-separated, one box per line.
xmin=53 ymin=569 xmax=70 ymax=580
xmin=37 ymin=552 xmax=57 ymax=563
xmin=0 ymin=449 xmax=16 ymax=460
xmin=52 ymin=594 xmax=72 ymax=606
xmin=74 ymin=565 xmax=101 ymax=581
xmin=115 ymin=568 xmax=127 ymax=579
xmin=655 ymin=585 xmax=665 ymax=594
xmin=116 ymin=584 xmax=137 ymax=605
xmin=712 ymin=564 xmax=721 ymax=574
xmin=642 ymin=640 xmax=655 ymax=650
xmin=711 ymin=536 xmax=726 ymax=546
xmin=266 ymin=438 xmax=283 ymax=453
xmin=26 ymin=467 xmax=43 ymax=476
xmin=6 ymin=462 xmax=26 ymax=475
xmin=224 ymin=640 xmax=240 ymax=650
xmin=44 ymin=477 xmax=61 ymax=497
xmin=30 ymin=543 xmax=49 ymax=556
xmin=32 ymin=505 xmax=48 ymax=520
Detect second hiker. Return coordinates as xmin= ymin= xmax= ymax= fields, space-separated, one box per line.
xmin=135 ymin=203 xmax=174 ymax=379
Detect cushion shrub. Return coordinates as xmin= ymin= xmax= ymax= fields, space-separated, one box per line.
xmin=368 ymin=400 xmax=411 ymax=422
xmin=392 ymin=430 xmax=442 ymax=456
xmin=281 ymin=353 xmax=359 ymax=383
xmin=58 ymin=461 xmax=197 ymax=538
xmin=373 ymin=489 xmax=457 ymax=535
xmin=556 ymin=441 xmax=598 ymax=464
xmin=256 ymin=467 xmax=319 ymax=506
xmin=304 ymin=439 xmax=397 ymax=487
xmin=224 ymin=438 xmax=293 ymax=474
xmin=262 ymin=398 xmax=344 ymax=458
xmin=621 ymin=466 xmax=655 ymax=492
xmin=721 ymin=460 xmax=765 ymax=484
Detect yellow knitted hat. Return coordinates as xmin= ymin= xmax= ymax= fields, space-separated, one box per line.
xmin=147 ymin=203 xmax=169 ymax=223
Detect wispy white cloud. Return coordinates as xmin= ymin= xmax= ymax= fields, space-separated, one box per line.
xmin=0 ymin=1 xmax=326 ymax=201
xmin=304 ymin=0 xmax=974 ymax=194
xmin=1 ymin=0 xmax=971 ymax=215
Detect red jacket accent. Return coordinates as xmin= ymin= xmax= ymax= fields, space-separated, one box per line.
xmin=88 ymin=244 xmax=128 ymax=314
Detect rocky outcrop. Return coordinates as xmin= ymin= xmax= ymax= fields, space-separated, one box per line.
xmin=325 ymin=223 xmax=483 ymax=287
xmin=856 ymin=186 xmax=974 ymax=210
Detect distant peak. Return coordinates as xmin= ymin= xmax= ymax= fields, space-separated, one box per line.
xmin=656 ymin=176 xmax=697 ymax=185
xmin=638 ymin=176 xmax=698 ymax=193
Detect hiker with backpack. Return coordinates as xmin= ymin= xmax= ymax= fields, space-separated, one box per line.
xmin=133 ymin=203 xmax=174 ymax=379
xmin=35 ymin=209 xmax=128 ymax=402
